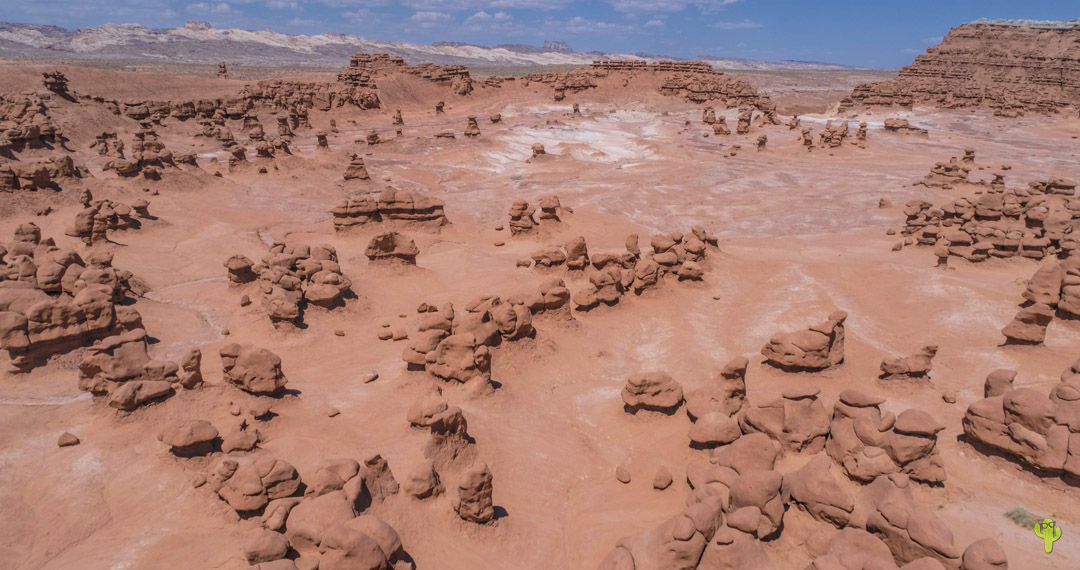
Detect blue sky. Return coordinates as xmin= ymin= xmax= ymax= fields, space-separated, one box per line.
xmin=3 ymin=0 xmax=1077 ymax=67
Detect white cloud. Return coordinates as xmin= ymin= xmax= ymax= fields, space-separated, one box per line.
xmin=645 ymin=18 xmax=665 ymax=28
xmin=607 ymin=0 xmax=739 ymax=13
xmin=921 ymin=35 xmax=943 ymax=45
xmin=401 ymin=0 xmax=570 ymax=10
xmin=542 ymin=16 xmax=635 ymax=35
xmin=410 ymin=10 xmax=450 ymax=28
xmin=286 ymin=17 xmax=318 ymax=25
xmin=713 ymin=19 xmax=760 ymax=30
xmin=465 ymin=10 xmax=511 ymax=24
xmin=187 ymin=2 xmax=236 ymax=14
xmin=267 ymin=0 xmax=299 ymax=9
xmin=343 ymin=8 xmax=372 ymax=23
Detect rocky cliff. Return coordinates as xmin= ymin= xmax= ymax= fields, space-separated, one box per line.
xmin=850 ymin=19 xmax=1080 ymax=114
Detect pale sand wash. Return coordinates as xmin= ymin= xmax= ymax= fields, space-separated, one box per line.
xmin=0 ymin=59 xmax=1078 ymax=570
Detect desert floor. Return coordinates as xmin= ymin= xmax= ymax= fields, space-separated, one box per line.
xmin=1 ymin=61 xmax=1078 ymax=569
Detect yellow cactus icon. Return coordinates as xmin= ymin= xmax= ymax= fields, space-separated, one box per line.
xmin=1034 ymin=518 xmax=1061 ymax=553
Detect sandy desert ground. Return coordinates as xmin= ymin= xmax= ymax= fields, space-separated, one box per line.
xmin=0 ymin=57 xmax=1078 ymax=570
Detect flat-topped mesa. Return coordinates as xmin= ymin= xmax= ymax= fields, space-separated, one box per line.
xmin=761 ymin=311 xmax=847 ymax=371
xmin=522 ymin=61 xmax=769 ymax=108
xmin=340 ymin=53 xmax=473 ymax=95
xmin=849 ymin=20 xmax=1080 ymax=114
xmin=332 ymin=186 xmax=448 ymax=231
xmin=239 ymin=79 xmax=380 ymax=112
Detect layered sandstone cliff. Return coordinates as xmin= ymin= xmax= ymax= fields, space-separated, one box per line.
xmin=850 ymin=20 xmax=1080 ymax=114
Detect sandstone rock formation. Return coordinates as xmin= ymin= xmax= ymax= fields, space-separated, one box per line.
xmin=760 ymin=311 xmax=847 ymax=371
xmin=333 ymin=186 xmax=448 ymax=230
xmin=220 ymin=343 xmax=289 ymax=395
xmin=826 ymin=390 xmax=947 ymax=484
xmin=365 ymin=232 xmax=419 ymax=264
xmin=207 ymin=456 xmax=301 ymax=513
xmin=883 ymin=118 xmax=929 ymax=135
xmin=226 ymin=242 xmax=352 ymax=324
xmin=622 ymin=371 xmax=684 ymax=414
xmin=739 ymin=386 xmax=830 ymax=452
xmin=453 ymin=461 xmax=495 ymax=523
xmin=963 ymin=357 xmax=1080 ymax=479
xmin=880 ymin=346 xmax=938 ymax=380
xmin=851 ymin=20 xmax=1080 ymax=113
xmin=343 ymin=154 xmax=370 ymax=180
xmin=1 ymin=226 xmax=143 ymax=369
xmin=685 ymin=356 xmax=748 ymax=421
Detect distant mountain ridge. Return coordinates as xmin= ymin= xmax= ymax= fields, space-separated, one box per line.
xmin=0 ymin=20 xmax=858 ymax=70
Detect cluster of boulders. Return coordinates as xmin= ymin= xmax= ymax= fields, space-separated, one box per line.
xmin=224 ymin=242 xmax=352 ymax=325
xmin=522 ymin=227 xmax=719 ymax=311
xmin=0 ymin=92 xmax=65 ymax=153
xmin=603 ymin=459 xmax=992 ymax=569
xmin=963 ymin=359 xmax=1080 ymax=480
xmin=0 ymin=224 xmax=144 ymax=369
xmin=760 ymin=311 xmax=847 ymax=371
xmin=406 ymin=392 xmax=499 ymax=522
xmin=41 ymin=71 xmax=69 ymax=95
xmin=900 ymin=174 xmax=1080 ymax=264
xmin=604 ymin=349 xmax=999 ymax=570
xmin=507 ymin=195 xmax=570 ymax=234
xmin=818 ymin=120 xmax=851 ymax=148
xmin=402 ymin=296 xmax=531 ymax=387
xmin=0 ymin=154 xmax=79 ymax=192
xmin=78 ymin=328 xmax=203 ymax=410
xmin=66 ymin=189 xmax=152 ymax=245
xmin=102 ymin=125 xmax=180 ymax=180
xmin=199 ymin=452 xmax=419 ymax=570
xmin=400 ymin=274 xmax=578 ymax=385
xmin=332 ymin=186 xmax=449 ymax=231
xmin=825 ymin=390 xmax=947 ymax=484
